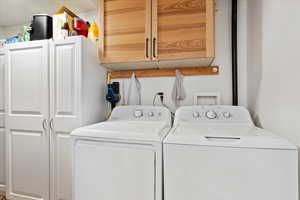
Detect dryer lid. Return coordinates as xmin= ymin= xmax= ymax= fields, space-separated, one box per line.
xmin=71 ymin=121 xmax=171 ymax=141
xmin=71 ymin=105 xmax=172 ymax=142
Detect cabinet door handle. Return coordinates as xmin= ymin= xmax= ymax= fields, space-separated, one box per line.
xmin=145 ymin=38 xmax=149 ymax=58
xmin=42 ymin=119 xmax=47 ymax=131
xmin=153 ymin=38 xmax=156 ymax=58
xmin=50 ymin=119 xmax=54 ymax=131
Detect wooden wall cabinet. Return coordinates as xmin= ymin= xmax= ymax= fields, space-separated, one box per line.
xmin=99 ymin=0 xmax=215 ymax=70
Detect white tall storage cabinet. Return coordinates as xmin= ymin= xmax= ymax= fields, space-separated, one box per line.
xmin=0 ymin=47 xmax=6 ymax=194
xmin=4 ymin=36 xmax=107 ymax=200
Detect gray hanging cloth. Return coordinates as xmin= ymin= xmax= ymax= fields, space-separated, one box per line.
xmin=171 ymin=70 xmax=186 ymax=108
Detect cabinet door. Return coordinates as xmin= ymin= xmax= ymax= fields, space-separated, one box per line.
xmin=0 ymin=50 xmax=5 ymax=129
xmin=0 ymin=128 xmax=5 ymax=194
xmin=0 ymin=50 xmax=5 ymax=193
xmin=49 ymin=37 xmax=82 ymax=200
xmin=152 ymin=0 xmax=215 ymax=61
xmin=100 ymin=0 xmax=152 ymax=63
xmin=5 ymin=41 xmax=49 ymax=200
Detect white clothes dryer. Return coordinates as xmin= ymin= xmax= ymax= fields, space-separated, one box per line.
xmin=71 ymin=106 xmax=171 ymax=200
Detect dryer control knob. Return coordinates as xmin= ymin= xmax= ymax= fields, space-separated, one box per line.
xmin=133 ymin=109 xmax=143 ymax=118
xmin=148 ymin=112 xmax=154 ymax=117
xmin=193 ymin=112 xmax=200 ymax=118
xmin=223 ymin=112 xmax=231 ymax=118
xmin=206 ymin=110 xmax=217 ymax=119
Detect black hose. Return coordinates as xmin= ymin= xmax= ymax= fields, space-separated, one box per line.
xmin=232 ymin=0 xmax=238 ymax=105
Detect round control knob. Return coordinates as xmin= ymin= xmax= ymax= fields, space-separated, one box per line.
xmin=205 ymin=110 xmax=217 ymax=119
xmin=133 ymin=109 xmax=143 ymax=118
xmin=148 ymin=112 xmax=154 ymax=117
xmin=193 ymin=112 xmax=200 ymax=118
xmin=223 ymin=112 xmax=231 ymax=118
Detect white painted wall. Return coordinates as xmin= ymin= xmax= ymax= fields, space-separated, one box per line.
xmin=247 ymin=0 xmax=262 ymax=117
xmin=0 ymin=27 xmax=5 ymax=39
xmin=0 ymin=25 xmax=23 ymax=39
xmin=237 ymin=0 xmax=248 ymax=107
xmin=247 ymin=0 xmax=300 ymax=146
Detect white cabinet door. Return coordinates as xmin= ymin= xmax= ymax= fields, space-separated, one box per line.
xmin=49 ymin=38 xmax=82 ymax=200
xmin=0 ymin=128 xmax=5 ymax=193
xmin=5 ymin=41 xmax=49 ymax=200
xmin=0 ymin=50 xmax=6 ymax=193
xmin=0 ymin=50 xmax=5 ymax=129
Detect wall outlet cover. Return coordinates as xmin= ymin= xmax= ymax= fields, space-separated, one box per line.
xmin=194 ymin=92 xmax=221 ymax=105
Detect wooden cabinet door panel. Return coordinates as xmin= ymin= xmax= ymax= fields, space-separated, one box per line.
xmin=153 ymin=0 xmax=214 ymax=61
xmin=100 ymin=0 xmax=152 ymax=63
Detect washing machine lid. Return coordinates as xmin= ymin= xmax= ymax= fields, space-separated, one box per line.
xmin=164 ymin=123 xmax=297 ymax=150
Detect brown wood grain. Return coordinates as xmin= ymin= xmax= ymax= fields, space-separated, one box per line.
xmin=110 ymin=66 xmax=219 ymax=79
xmin=206 ymin=0 xmax=215 ymax=57
xmin=99 ymin=0 xmax=105 ymax=60
xmin=99 ymin=0 xmax=151 ymax=63
xmin=104 ymin=27 xmax=145 ymax=36
xmin=99 ymin=0 xmax=215 ymax=66
xmin=156 ymin=0 xmax=215 ymax=60
xmin=152 ymin=0 xmax=158 ymax=61
xmin=158 ymin=39 xmax=206 ymax=54
xmin=157 ymin=0 xmax=206 ymax=15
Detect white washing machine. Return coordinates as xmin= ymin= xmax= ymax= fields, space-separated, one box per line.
xmin=164 ymin=106 xmax=298 ymax=200
xmin=71 ymin=106 xmax=171 ymax=200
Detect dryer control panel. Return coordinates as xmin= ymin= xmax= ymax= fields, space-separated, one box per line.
xmin=174 ymin=106 xmax=253 ymax=125
xmin=109 ymin=106 xmax=171 ymax=123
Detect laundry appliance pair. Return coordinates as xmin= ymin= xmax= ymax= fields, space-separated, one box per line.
xmin=71 ymin=105 xmax=298 ymax=200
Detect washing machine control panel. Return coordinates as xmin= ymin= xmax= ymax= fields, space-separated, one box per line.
xmin=192 ymin=112 xmax=200 ymax=118
xmin=192 ymin=109 xmax=232 ymax=120
xmin=176 ymin=106 xmax=253 ymax=124
xmin=205 ymin=110 xmax=218 ymax=119
xmin=222 ymin=111 xmax=231 ymax=118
